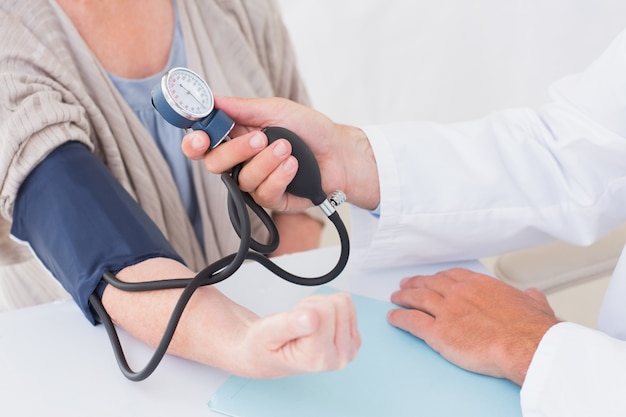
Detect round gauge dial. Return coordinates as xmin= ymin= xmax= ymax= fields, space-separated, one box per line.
xmin=161 ymin=67 xmax=214 ymax=120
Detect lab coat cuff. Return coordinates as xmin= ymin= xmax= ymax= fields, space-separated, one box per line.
xmin=352 ymin=125 xmax=404 ymax=266
xmin=520 ymin=321 xmax=626 ymax=416
xmin=521 ymin=322 xmax=569 ymax=414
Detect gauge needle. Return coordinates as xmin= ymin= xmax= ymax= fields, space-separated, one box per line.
xmin=179 ymin=83 xmax=205 ymax=107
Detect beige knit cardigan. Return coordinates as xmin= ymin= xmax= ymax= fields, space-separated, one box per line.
xmin=0 ymin=0 xmax=310 ymax=271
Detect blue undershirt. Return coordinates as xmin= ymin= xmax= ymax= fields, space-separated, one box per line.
xmin=108 ymin=2 xmax=204 ymax=249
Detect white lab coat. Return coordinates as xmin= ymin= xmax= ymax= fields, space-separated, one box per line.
xmin=351 ymin=27 xmax=626 ymax=416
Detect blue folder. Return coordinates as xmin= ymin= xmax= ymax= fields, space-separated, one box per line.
xmin=208 ymin=288 xmax=522 ymax=416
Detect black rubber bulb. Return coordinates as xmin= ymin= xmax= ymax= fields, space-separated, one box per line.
xmin=262 ymin=126 xmax=327 ymax=206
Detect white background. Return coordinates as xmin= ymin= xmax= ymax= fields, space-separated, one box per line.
xmin=277 ymin=0 xmax=626 ymax=125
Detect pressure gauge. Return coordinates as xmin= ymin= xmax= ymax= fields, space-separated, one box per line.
xmin=164 ymin=67 xmax=213 ymax=120
xmin=152 ymin=67 xmax=234 ymax=148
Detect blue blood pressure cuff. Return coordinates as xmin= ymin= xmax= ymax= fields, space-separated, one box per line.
xmin=11 ymin=142 xmax=184 ymax=324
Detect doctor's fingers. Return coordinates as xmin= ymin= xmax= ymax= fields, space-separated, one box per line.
xmin=400 ymin=268 xmax=493 ymax=294
xmin=387 ymin=306 xmax=436 ymax=343
xmin=396 ymin=270 xmax=456 ymax=296
xmin=235 ymin=139 xmax=295 ymax=194
xmin=203 ymin=130 xmax=269 ymax=174
xmin=390 ymin=286 xmax=445 ymax=318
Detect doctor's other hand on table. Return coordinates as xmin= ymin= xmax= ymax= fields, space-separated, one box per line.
xmin=182 ymin=27 xmax=626 ymax=417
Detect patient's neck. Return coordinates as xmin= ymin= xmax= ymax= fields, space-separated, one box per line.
xmin=55 ymin=0 xmax=175 ymax=79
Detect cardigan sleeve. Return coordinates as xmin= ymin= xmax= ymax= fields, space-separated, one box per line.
xmin=0 ymin=3 xmax=94 ymax=220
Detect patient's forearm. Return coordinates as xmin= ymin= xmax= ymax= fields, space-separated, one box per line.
xmin=100 ymin=256 xmax=361 ymax=378
xmin=101 ymin=257 xmax=258 ymax=372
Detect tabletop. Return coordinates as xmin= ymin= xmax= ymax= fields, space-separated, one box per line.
xmin=0 ymin=247 xmax=488 ymax=417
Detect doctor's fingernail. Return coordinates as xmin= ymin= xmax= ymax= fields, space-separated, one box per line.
xmin=249 ymin=132 xmax=266 ymax=149
xmin=273 ymin=141 xmax=289 ymax=157
xmin=282 ymin=156 xmax=297 ymax=172
xmin=191 ymin=133 xmax=206 ymax=150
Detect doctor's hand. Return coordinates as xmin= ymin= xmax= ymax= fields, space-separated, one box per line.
xmin=234 ymin=292 xmax=361 ymax=378
xmin=387 ymin=268 xmax=560 ymax=386
xmin=181 ymin=96 xmax=380 ymax=211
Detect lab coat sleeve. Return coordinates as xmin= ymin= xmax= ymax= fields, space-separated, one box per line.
xmin=521 ymin=322 xmax=626 ymax=417
xmin=351 ymin=27 xmax=626 ymax=268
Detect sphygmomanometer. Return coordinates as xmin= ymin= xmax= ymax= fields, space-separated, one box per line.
xmin=13 ymin=67 xmax=350 ymax=381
